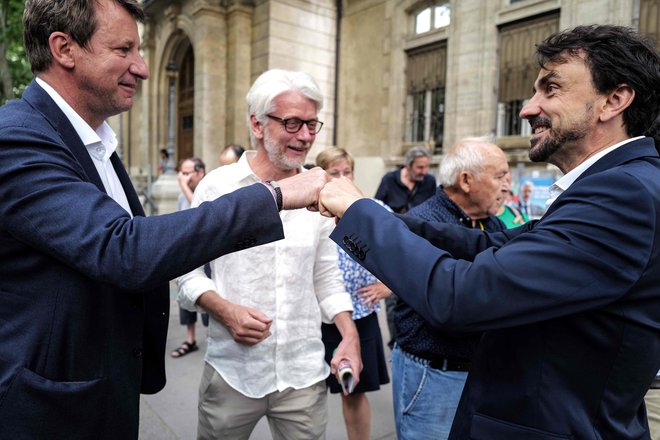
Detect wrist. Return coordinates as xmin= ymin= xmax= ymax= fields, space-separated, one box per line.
xmin=264 ymin=180 xmax=283 ymax=211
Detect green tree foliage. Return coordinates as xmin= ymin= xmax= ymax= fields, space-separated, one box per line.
xmin=1 ymin=0 xmax=32 ymax=104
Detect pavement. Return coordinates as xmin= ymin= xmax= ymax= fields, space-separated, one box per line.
xmin=138 ymin=284 xmax=397 ymax=440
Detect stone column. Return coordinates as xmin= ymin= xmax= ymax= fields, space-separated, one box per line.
xmin=226 ymin=3 xmax=254 ymax=151
xmin=192 ymin=4 xmax=228 ymax=168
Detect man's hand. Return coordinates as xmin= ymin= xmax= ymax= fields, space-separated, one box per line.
xmin=277 ymin=167 xmax=331 ymax=210
xmin=177 ymin=170 xmax=192 ymax=189
xmin=177 ymin=170 xmax=194 ymax=203
xmin=331 ymin=312 xmax=362 ymax=394
xmin=358 ymin=281 xmax=392 ymax=310
xmin=197 ymin=291 xmax=272 ymax=345
xmin=318 ymin=176 xmax=365 ymax=219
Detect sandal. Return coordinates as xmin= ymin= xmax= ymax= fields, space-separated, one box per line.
xmin=171 ymin=340 xmax=198 ymax=358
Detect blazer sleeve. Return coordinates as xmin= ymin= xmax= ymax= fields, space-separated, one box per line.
xmin=0 ymin=125 xmax=284 ymax=292
xmin=394 ymin=213 xmax=531 ymax=261
xmin=331 ymin=169 xmax=655 ymax=332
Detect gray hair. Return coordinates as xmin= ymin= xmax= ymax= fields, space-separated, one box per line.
xmin=404 ymin=146 xmax=431 ymax=167
xmin=439 ymin=138 xmax=497 ymax=188
xmin=246 ymin=69 xmax=324 ymax=147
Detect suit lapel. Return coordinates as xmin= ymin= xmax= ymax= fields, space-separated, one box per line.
xmin=542 ymin=137 xmax=658 ymax=219
xmin=576 ymin=137 xmax=658 ymax=183
xmin=22 ymin=81 xmax=106 ymax=193
xmin=24 ymin=81 xmax=145 ymax=217
xmin=111 ymin=153 xmax=145 ymax=217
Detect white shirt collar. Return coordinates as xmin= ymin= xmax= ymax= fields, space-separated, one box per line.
xmin=545 ymin=136 xmax=644 ymax=208
xmin=35 ymin=77 xmax=132 ymax=217
xmin=36 ymin=77 xmax=117 ymax=163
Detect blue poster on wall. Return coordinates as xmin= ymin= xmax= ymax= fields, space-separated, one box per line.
xmin=518 ymin=177 xmax=554 ymax=219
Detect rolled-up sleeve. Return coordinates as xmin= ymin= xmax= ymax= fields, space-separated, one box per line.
xmin=176 ymin=266 xmax=216 ymax=312
xmin=314 ymin=217 xmax=353 ymax=323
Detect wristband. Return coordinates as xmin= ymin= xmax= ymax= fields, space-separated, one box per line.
xmin=265 ymin=180 xmax=283 ymax=211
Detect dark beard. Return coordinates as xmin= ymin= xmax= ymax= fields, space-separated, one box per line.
xmin=528 ymin=115 xmax=590 ymax=163
xmin=529 ymin=130 xmax=582 ymax=162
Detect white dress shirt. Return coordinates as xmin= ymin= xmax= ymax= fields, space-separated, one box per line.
xmin=177 ymin=151 xmax=353 ymax=398
xmin=36 ymin=77 xmax=133 ymax=216
xmin=545 ymin=136 xmax=644 ymax=209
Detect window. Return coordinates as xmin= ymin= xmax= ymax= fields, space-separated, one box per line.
xmin=497 ymin=13 xmax=559 ymax=136
xmin=414 ymin=2 xmax=451 ymax=35
xmin=639 ymin=0 xmax=660 ymax=48
xmin=498 ymin=99 xmax=527 ymax=138
xmin=406 ymin=42 xmax=447 ymax=153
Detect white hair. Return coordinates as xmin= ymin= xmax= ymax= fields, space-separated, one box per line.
xmin=439 ymin=138 xmax=498 ymax=188
xmin=245 ymin=69 xmax=324 ymax=147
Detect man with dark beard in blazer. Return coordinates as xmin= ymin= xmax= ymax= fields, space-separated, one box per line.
xmin=319 ymin=25 xmax=660 ymax=439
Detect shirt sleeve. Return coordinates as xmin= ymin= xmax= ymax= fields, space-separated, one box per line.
xmin=314 ymin=216 xmax=354 ymax=324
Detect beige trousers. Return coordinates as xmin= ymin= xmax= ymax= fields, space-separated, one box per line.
xmin=646 ymin=389 xmax=660 ymax=440
xmin=196 ymin=362 xmax=328 ymax=440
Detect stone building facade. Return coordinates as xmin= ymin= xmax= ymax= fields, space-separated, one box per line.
xmin=110 ymin=0 xmax=659 ymax=209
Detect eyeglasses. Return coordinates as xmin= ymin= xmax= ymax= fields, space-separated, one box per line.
xmin=266 ymin=115 xmax=324 ymax=134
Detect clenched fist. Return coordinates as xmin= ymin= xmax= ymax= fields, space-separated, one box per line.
xmin=277 ymin=167 xmax=331 ymax=210
xmin=318 ymin=176 xmax=365 ymax=219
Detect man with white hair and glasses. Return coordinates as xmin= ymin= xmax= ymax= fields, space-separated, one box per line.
xmin=177 ymin=69 xmax=361 ymax=440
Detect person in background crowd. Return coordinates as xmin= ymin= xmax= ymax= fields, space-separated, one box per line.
xmin=391 ymin=139 xmax=508 ymax=439
xmin=497 ymin=175 xmax=527 ymax=228
xmin=517 ymin=180 xmax=545 ymax=219
xmin=496 ymin=192 xmax=526 ymax=228
xmin=171 ymin=157 xmax=209 ymax=358
xmin=177 ymin=69 xmax=361 ymax=440
xmin=375 ymin=146 xmax=437 ymax=348
xmin=159 ymin=148 xmax=170 ymax=174
xmin=375 ymin=146 xmax=436 ymax=214
xmin=316 ymin=147 xmax=391 ymax=440
xmin=220 ymin=143 xmax=245 ymax=166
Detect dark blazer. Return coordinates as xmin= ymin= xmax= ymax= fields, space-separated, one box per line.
xmin=0 ymin=81 xmax=284 ymax=439
xmin=332 ymin=137 xmax=660 ymax=439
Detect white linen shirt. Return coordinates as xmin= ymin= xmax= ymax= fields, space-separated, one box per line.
xmin=176 ymin=151 xmax=353 ymax=398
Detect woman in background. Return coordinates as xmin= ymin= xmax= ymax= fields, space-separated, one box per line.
xmin=316 ymin=147 xmax=391 ymax=440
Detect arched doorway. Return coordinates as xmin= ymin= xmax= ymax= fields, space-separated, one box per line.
xmin=178 ymin=46 xmax=194 ymax=161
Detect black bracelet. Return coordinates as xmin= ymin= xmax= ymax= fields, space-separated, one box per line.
xmin=266 ymin=180 xmax=283 ymax=211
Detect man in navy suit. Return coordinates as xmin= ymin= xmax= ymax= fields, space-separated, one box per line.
xmin=319 ymin=25 xmax=660 ymax=439
xmin=0 ymin=1 xmax=328 ymax=439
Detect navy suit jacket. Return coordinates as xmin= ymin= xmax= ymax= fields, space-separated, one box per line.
xmin=0 ymin=81 xmax=284 ymax=439
xmin=332 ymin=137 xmax=660 ymax=439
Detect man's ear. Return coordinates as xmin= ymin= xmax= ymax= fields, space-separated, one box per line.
xmin=599 ymin=84 xmax=634 ymax=123
xmin=250 ymin=114 xmax=264 ymax=141
xmin=48 ymin=32 xmax=76 ymax=69
xmin=458 ymin=171 xmax=471 ymax=193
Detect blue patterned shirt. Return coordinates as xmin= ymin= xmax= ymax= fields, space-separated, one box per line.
xmin=338 ymin=246 xmax=380 ymax=320
xmin=338 ymin=200 xmax=391 ymax=320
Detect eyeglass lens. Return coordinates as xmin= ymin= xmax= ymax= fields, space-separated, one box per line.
xmin=284 ymin=118 xmax=321 ymax=134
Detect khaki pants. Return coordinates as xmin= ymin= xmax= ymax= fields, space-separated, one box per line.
xmin=646 ymin=388 xmax=660 ymax=440
xmin=197 ymin=362 xmax=328 ymax=440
